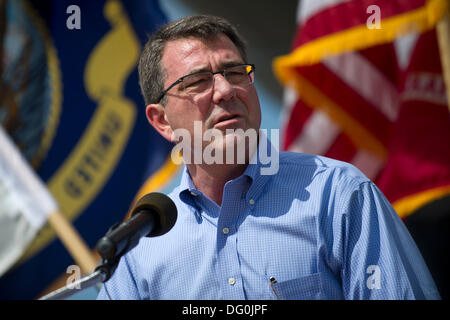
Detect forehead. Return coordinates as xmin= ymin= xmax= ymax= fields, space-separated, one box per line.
xmin=161 ymin=34 xmax=244 ymax=79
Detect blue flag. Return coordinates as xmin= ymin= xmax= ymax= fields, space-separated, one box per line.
xmin=0 ymin=0 xmax=173 ymax=299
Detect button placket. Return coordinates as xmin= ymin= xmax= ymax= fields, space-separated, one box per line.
xmin=215 ymin=180 xmax=248 ymax=299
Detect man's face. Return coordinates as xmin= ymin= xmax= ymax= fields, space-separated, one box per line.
xmin=154 ymin=34 xmax=261 ymax=162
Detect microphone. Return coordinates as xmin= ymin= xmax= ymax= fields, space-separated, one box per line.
xmin=39 ymin=193 xmax=177 ymax=299
xmin=96 ymin=192 xmax=177 ymax=262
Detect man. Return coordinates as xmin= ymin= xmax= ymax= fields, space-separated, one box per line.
xmin=97 ymin=15 xmax=440 ymax=299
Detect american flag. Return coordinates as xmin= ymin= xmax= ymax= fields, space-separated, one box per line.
xmin=274 ymin=0 xmax=450 ymax=219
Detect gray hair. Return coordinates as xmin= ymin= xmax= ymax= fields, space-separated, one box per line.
xmin=138 ymin=15 xmax=248 ymax=106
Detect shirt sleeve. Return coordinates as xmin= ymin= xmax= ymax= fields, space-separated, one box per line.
xmin=96 ymin=252 xmax=141 ymax=300
xmin=338 ymin=179 xmax=440 ymax=300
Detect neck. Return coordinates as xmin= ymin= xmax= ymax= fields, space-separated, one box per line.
xmin=186 ymin=162 xmax=247 ymax=206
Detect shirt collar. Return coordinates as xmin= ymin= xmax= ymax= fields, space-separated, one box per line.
xmin=177 ymin=134 xmax=276 ymax=206
xmin=178 ymin=166 xmax=200 ymax=211
xmin=241 ymin=137 xmax=273 ymax=203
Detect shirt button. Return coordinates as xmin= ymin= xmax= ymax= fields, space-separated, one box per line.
xmin=222 ymin=227 xmax=230 ymax=235
xmin=228 ymin=277 xmax=236 ymax=285
xmin=249 ymin=199 xmax=255 ymax=205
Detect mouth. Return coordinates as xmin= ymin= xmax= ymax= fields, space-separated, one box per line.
xmin=214 ymin=114 xmax=242 ymax=128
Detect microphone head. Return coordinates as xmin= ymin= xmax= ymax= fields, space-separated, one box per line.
xmin=131 ymin=192 xmax=177 ymax=237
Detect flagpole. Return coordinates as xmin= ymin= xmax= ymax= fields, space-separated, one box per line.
xmin=47 ymin=210 xmax=98 ymax=274
xmin=436 ymin=10 xmax=450 ymax=112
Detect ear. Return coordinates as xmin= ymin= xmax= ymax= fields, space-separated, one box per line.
xmin=145 ymin=104 xmax=175 ymax=142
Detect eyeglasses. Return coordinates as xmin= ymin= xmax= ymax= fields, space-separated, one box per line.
xmin=156 ymin=64 xmax=255 ymax=103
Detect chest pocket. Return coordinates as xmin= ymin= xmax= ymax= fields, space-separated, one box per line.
xmin=271 ymin=273 xmax=322 ymax=300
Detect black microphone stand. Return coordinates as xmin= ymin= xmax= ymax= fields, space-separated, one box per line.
xmin=38 ymin=268 xmax=105 ymax=300
xmin=39 ymin=250 xmax=122 ymax=300
xmin=39 ymin=222 xmax=130 ymax=300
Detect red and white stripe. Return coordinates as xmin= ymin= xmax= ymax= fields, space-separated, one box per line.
xmin=281 ymin=0 xmax=419 ymax=181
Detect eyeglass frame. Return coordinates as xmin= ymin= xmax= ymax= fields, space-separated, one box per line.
xmin=155 ymin=63 xmax=255 ymax=104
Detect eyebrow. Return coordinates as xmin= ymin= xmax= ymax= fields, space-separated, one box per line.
xmin=186 ymin=60 xmax=245 ymax=75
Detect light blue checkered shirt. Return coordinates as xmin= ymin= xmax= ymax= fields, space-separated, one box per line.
xmin=97 ymin=151 xmax=440 ymax=300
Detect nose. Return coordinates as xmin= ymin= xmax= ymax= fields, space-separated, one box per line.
xmin=212 ymin=73 xmax=235 ymax=104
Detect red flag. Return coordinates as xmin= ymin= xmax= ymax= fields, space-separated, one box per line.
xmin=377 ymin=29 xmax=450 ymax=214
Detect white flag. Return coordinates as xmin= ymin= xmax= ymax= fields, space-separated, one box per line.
xmin=0 ymin=126 xmax=58 ymax=276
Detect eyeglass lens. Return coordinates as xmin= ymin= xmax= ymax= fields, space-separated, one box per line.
xmin=179 ymin=65 xmax=254 ymax=95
